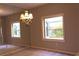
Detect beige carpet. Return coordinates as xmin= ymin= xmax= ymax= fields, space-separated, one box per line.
xmin=0 ymin=45 xmax=70 ymax=56
xmin=0 ymin=44 xmax=25 ymax=56
xmin=7 ymin=48 xmax=69 ymax=56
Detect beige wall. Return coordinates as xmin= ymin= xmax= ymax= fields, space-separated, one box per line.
xmin=0 ymin=18 xmax=4 ymax=44
xmin=1 ymin=13 xmax=30 ymax=47
xmin=1 ymin=17 xmax=7 ymax=43
xmin=30 ymin=4 xmax=79 ymax=54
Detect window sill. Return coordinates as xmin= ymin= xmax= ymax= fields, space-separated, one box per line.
xmin=43 ymin=38 xmax=64 ymax=42
xmin=11 ymin=37 xmax=21 ymax=39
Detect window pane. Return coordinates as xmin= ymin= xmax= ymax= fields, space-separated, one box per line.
xmin=11 ymin=23 xmax=20 ymax=37
xmin=44 ymin=16 xmax=64 ymax=39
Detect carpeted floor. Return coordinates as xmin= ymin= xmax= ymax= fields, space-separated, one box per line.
xmin=0 ymin=45 xmax=70 ymax=56
xmin=9 ymin=48 xmax=69 ymax=56
xmin=0 ymin=44 xmax=22 ymax=55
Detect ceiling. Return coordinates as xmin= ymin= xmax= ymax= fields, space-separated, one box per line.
xmin=0 ymin=3 xmax=45 ymax=16
xmin=6 ymin=3 xmax=45 ymax=9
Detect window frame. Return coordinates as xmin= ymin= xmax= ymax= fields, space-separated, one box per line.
xmin=42 ymin=13 xmax=64 ymax=41
xmin=11 ymin=22 xmax=21 ymax=38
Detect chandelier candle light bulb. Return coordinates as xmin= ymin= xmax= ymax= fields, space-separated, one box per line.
xmin=25 ymin=11 xmax=29 ymax=17
xmin=29 ymin=13 xmax=33 ymax=19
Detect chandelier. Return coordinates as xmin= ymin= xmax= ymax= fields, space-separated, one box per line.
xmin=20 ymin=10 xmax=33 ymax=25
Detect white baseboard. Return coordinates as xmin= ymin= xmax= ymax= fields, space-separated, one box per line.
xmin=31 ymin=45 xmax=76 ymax=55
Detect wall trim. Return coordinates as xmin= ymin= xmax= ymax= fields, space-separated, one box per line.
xmin=31 ymin=45 xmax=76 ymax=55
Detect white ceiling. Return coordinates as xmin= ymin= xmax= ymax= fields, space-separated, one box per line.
xmin=0 ymin=3 xmax=45 ymax=16
xmin=6 ymin=3 xmax=45 ymax=9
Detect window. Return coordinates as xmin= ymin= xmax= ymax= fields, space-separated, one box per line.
xmin=43 ymin=16 xmax=64 ymax=40
xmin=11 ymin=22 xmax=21 ymax=37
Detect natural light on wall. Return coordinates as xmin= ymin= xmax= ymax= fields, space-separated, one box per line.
xmin=11 ymin=23 xmax=20 ymax=37
xmin=43 ymin=16 xmax=64 ymax=40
